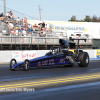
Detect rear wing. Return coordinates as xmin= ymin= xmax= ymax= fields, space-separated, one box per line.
xmin=70 ymin=38 xmax=86 ymax=42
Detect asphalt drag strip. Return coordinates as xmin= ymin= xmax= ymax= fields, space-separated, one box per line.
xmin=0 ymin=71 xmax=100 ymax=93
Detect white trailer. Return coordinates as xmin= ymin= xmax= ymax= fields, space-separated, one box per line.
xmin=28 ymin=20 xmax=100 ymax=48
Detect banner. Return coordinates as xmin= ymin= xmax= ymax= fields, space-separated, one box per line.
xmin=12 ymin=51 xmax=37 ymax=61
xmin=96 ymin=50 xmax=100 ymax=58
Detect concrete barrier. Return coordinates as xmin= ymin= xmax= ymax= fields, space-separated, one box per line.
xmin=0 ymin=51 xmax=12 ymax=63
xmin=0 ymin=49 xmax=100 ymax=63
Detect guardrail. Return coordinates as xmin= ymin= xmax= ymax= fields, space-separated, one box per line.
xmin=0 ymin=36 xmax=93 ymax=50
xmin=0 ymin=36 xmax=92 ymax=45
xmin=0 ymin=36 xmax=68 ymax=44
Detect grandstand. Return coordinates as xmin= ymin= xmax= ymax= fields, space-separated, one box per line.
xmin=0 ymin=15 xmax=95 ymax=50
xmin=0 ymin=7 xmax=99 ymax=50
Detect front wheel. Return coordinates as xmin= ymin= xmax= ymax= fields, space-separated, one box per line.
xmin=23 ymin=59 xmax=30 ymax=71
xmin=78 ymin=52 xmax=89 ymax=67
xmin=10 ymin=59 xmax=17 ymax=70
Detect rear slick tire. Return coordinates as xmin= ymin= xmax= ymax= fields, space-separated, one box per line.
xmin=78 ymin=52 xmax=89 ymax=67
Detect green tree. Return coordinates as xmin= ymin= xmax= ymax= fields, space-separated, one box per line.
xmin=71 ymin=16 xmax=76 ymax=21
xmin=79 ymin=19 xmax=84 ymax=22
xmin=84 ymin=16 xmax=92 ymax=22
xmin=98 ymin=17 xmax=100 ymax=22
xmin=92 ymin=15 xmax=98 ymax=22
xmin=69 ymin=16 xmax=77 ymax=21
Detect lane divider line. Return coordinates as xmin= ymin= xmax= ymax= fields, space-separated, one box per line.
xmin=0 ymin=74 xmax=100 ymax=89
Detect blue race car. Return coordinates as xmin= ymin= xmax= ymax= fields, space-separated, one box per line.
xmin=10 ymin=39 xmax=89 ymax=71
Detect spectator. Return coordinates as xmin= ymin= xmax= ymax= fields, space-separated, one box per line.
xmin=6 ymin=19 xmax=10 ymax=25
xmin=23 ymin=23 xmax=27 ymax=29
xmin=20 ymin=19 xmax=24 ymax=25
xmin=5 ymin=21 xmax=9 ymax=28
xmin=33 ymin=23 xmax=37 ymax=28
xmin=44 ymin=24 xmax=49 ymax=32
xmin=26 ymin=18 xmax=28 ymax=23
xmin=33 ymin=23 xmax=38 ymax=31
xmin=28 ymin=23 xmax=31 ymax=29
xmin=45 ymin=24 xmax=47 ymax=29
xmin=0 ymin=13 xmax=3 ymax=17
xmin=38 ymin=23 xmax=42 ymax=31
xmin=6 ymin=12 xmax=11 ymax=18
xmin=16 ymin=17 xmax=21 ymax=24
xmin=23 ymin=29 xmax=27 ymax=36
xmin=0 ymin=13 xmax=5 ymax=22
xmin=27 ymin=23 xmax=32 ymax=33
xmin=20 ymin=26 xmax=24 ymax=36
xmin=27 ymin=28 xmax=31 ymax=34
xmin=48 ymin=26 xmax=52 ymax=32
xmin=9 ymin=21 xmax=14 ymax=30
xmin=24 ymin=17 xmax=27 ymax=24
xmin=15 ymin=30 xmax=19 ymax=36
xmin=9 ymin=11 xmax=15 ymax=19
xmin=41 ymin=22 xmax=45 ymax=29
xmin=42 ymin=29 xmax=46 ymax=37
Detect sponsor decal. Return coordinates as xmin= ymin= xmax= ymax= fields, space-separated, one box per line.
xmin=38 ymin=61 xmax=41 ymax=66
xmin=42 ymin=60 xmax=48 ymax=66
xmin=96 ymin=50 xmax=100 ymax=58
xmin=50 ymin=25 xmax=86 ymax=31
xmin=59 ymin=59 xmax=65 ymax=63
xmin=38 ymin=58 xmax=68 ymax=66
xmin=38 ymin=59 xmax=55 ymax=66
xmin=12 ymin=51 xmax=37 ymax=61
xmin=49 ymin=59 xmax=55 ymax=65
xmin=13 ymin=51 xmax=20 ymax=61
xmin=27 ymin=20 xmax=87 ymax=31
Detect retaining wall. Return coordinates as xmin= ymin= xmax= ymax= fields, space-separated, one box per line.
xmin=0 ymin=50 xmax=100 ymax=63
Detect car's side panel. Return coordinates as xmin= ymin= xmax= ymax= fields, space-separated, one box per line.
xmin=12 ymin=54 xmax=71 ymax=69
xmin=29 ymin=55 xmax=70 ymax=67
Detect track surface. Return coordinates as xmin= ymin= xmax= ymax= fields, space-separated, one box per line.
xmin=0 ymin=60 xmax=100 ymax=100
xmin=1 ymin=81 xmax=100 ymax=100
xmin=0 ymin=61 xmax=100 ymax=82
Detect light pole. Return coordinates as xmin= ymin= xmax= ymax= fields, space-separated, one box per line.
xmin=0 ymin=0 xmax=6 ymax=15
xmin=3 ymin=0 xmax=6 ymax=15
xmin=38 ymin=5 xmax=42 ymax=21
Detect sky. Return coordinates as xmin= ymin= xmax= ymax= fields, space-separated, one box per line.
xmin=0 ymin=0 xmax=100 ymax=21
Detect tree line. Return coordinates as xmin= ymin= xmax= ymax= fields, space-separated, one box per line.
xmin=69 ymin=15 xmax=100 ymax=22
